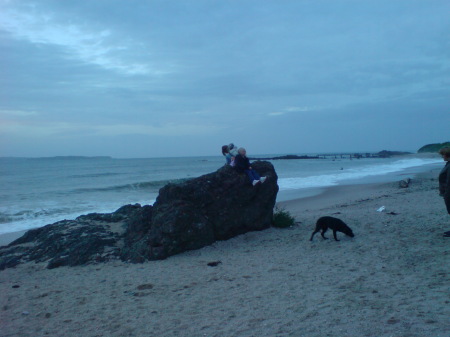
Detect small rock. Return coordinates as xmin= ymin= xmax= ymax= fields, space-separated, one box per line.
xmin=207 ymin=261 xmax=222 ymax=267
xmin=137 ymin=284 xmax=154 ymax=290
xmin=399 ymin=178 xmax=411 ymax=188
xmin=12 ymin=285 xmax=20 ymax=288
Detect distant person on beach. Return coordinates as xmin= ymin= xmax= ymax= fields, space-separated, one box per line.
xmin=234 ymin=147 xmax=266 ymax=186
xmin=221 ymin=143 xmax=239 ymax=166
xmin=438 ymin=147 xmax=450 ymax=237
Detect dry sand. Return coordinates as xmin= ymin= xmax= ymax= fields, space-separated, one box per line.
xmin=0 ymin=169 xmax=449 ymax=337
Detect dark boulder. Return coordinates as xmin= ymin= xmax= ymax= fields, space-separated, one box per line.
xmin=0 ymin=161 xmax=278 ymax=269
xmin=145 ymin=161 xmax=278 ymax=260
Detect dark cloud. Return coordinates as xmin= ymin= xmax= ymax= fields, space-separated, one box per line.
xmin=0 ymin=0 xmax=449 ymax=157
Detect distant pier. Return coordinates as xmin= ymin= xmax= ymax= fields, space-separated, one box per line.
xmin=251 ymin=150 xmax=411 ymax=161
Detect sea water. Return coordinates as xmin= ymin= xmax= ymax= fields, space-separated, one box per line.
xmin=0 ymin=154 xmax=442 ymax=235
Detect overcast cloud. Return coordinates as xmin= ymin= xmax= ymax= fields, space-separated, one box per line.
xmin=1 ymin=0 xmax=449 ymax=157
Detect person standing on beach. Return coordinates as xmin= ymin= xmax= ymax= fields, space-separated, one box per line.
xmin=438 ymin=147 xmax=450 ymax=237
xmin=234 ymin=147 xmax=266 ymax=186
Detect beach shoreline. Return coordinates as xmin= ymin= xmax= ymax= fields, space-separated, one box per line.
xmin=0 ymin=182 xmax=380 ymax=247
xmin=0 ymin=152 xmax=442 ymax=242
xmin=0 ymin=179 xmax=417 ymax=247
xmin=0 ymin=164 xmax=442 ymax=247
xmin=1 ymin=166 xmax=448 ymax=336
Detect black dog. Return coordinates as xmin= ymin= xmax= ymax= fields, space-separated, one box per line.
xmin=309 ymin=216 xmax=354 ymax=241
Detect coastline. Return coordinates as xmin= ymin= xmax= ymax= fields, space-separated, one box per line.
xmin=0 ymin=183 xmax=385 ymax=247
xmin=276 ymin=165 xmax=442 ymax=211
xmin=0 ymin=152 xmax=441 ymax=243
xmin=0 ymin=163 xmax=442 ymax=247
xmin=0 ymin=181 xmax=415 ymax=247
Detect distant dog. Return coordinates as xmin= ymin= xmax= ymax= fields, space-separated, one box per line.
xmin=310 ymin=216 xmax=354 ymax=241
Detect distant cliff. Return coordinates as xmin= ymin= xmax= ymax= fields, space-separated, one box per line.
xmin=418 ymin=142 xmax=450 ymax=153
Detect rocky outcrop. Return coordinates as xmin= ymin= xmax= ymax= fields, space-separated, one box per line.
xmin=0 ymin=161 xmax=278 ymax=269
xmin=376 ymin=150 xmax=411 ymax=158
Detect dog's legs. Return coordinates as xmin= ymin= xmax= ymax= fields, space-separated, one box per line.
xmin=332 ymin=230 xmax=340 ymax=241
xmin=309 ymin=230 xmax=319 ymax=241
xmin=320 ymin=228 xmax=328 ymax=240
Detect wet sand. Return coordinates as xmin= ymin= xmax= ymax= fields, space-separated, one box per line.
xmin=0 ymin=231 xmax=26 ymax=247
xmin=0 ymin=169 xmax=449 ymax=336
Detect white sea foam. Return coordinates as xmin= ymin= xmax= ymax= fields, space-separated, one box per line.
xmin=0 ymin=198 xmax=157 ymax=235
xmin=278 ymin=157 xmax=441 ymax=190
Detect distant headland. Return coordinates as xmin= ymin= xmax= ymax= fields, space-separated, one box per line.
xmin=38 ymin=156 xmax=112 ymax=160
xmin=418 ymin=142 xmax=450 ymax=153
xmin=0 ymin=156 xmax=113 ymax=160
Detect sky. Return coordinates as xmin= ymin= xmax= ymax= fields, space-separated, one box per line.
xmin=0 ymin=0 xmax=449 ymax=158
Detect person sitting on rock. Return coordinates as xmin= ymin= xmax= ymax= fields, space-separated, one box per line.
xmin=228 ymin=143 xmax=239 ymax=166
xmin=234 ymin=147 xmax=267 ymax=186
xmin=221 ymin=143 xmax=240 ymax=166
xmin=222 ymin=145 xmax=231 ymax=165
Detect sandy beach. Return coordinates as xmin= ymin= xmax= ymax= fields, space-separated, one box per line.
xmin=1 ymin=168 xmax=448 ymax=337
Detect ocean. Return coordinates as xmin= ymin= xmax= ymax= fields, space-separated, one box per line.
xmin=0 ymin=154 xmax=443 ymax=235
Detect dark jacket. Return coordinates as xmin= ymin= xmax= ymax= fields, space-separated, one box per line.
xmin=439 ymin=161 xmax=450 ymax=214
xmin=234 ymin=154 xmax=251 ymax=173
xmin=439 ymin=161 xmax=450 ymax=198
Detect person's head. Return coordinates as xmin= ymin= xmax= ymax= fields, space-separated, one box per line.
xmin=228 ymin=143 xmax=235 ymax=150
xmin=221 ymin=145 xmax=229 ymax=156
xmin=238 ymin=147 xmax=246 ymax=156
xmin=439 ymin=147 xmax=450 ymax=161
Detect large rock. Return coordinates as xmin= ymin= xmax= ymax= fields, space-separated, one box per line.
xmin=127 ymin=161 xmax=278 ymax=261
xmin=0 ymin=161 xmax=278 ymax=269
